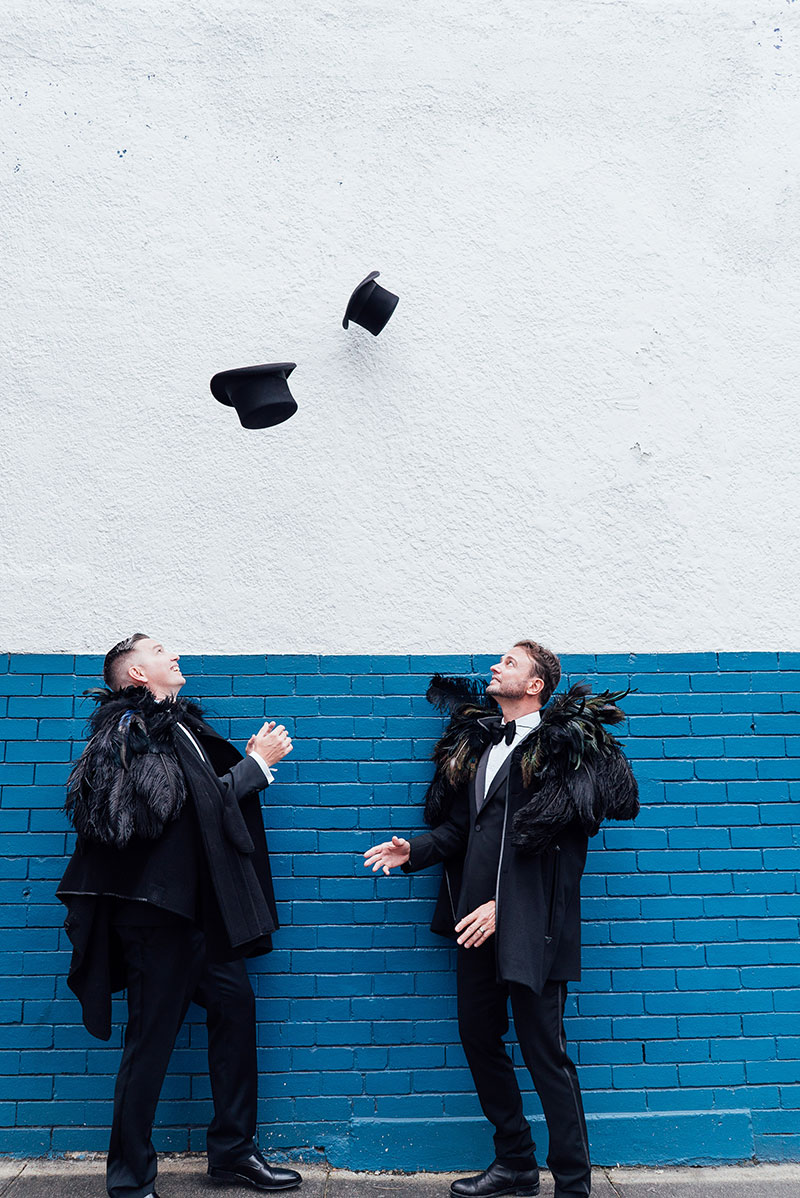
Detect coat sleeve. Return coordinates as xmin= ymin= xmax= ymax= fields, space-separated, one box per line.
xmin=213 ymin=754 xmax=271 ymax=855
xmin=217 ymin=753 xmax=271 ymax=802
xmin=403 ymin=792 xmax=470 ymax=873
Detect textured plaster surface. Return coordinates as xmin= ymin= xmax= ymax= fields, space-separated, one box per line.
xmin=1 ymin=2 xmax=798 ymax=652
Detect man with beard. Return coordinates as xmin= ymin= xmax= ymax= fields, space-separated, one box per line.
xmin=365 ymin=641 xmax=639 ymax=1198
xmin=58 ymin=634 xmax=302 ymax=1198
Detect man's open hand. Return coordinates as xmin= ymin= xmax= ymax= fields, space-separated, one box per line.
xmin=363 ymin=836 xmax=411 ymax=875
xmin=455 ymin=899 xmax=496 ymax=948
xmin=246 ymin=721 xmax=293 ymax=766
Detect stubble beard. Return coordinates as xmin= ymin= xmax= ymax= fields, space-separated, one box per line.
xmin=486 ymin=679 xmax=529 ymax=701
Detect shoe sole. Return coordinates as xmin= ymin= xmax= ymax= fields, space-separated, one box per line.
xmin=208 ymin=1170 xmax=303 ymax=1192
xmin=449 ymin=1187 xmax=540 ymax=1197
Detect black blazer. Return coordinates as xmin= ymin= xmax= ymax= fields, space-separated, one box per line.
xmin=404 ymin=736 xmax=588 ymax=994
xmin=57 ymin=716 xmax=278 ymax=1038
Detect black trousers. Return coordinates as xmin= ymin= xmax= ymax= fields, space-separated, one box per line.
xmin=106 ymin=923 xmax=258 ymax=1198
xmin=457 ymin=945 xmax=591 ymax=1198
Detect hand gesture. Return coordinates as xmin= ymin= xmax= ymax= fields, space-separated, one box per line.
xmin=455 ymin=899 xmax=496 ymax=948
xmin=246 ymin=721 xmax=293 ymax=766
xmin=363 ymin=836 xmax=411 ymax=875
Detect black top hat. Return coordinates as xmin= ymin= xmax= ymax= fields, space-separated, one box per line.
xmin=210 ymin=362 xmax=297 ymax=429
xmin=343 ymin=271 xmax=399 ymax=336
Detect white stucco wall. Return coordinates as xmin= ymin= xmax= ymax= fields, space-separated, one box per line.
xmin=2 ymin=1 xmax=798 ymax=653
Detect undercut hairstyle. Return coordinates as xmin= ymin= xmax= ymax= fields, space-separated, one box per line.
xmin=103 ymin=633 xmax=150 ymax=691
xmin=514 ymin=639 xmax=562 ymax=706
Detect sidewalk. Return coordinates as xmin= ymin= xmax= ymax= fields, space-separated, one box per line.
xmin=1 ymin=1159 xmax=799 ymax=1198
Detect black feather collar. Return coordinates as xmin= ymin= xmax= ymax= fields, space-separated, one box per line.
xmin=81 ymin=686 xmax=206 ymax=740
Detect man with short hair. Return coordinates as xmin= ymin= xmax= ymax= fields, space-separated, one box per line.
xmin=58 ymin=635 xmax=301 ymax=1198
xmin=365 ymin=642 xmax=639 ymax=1198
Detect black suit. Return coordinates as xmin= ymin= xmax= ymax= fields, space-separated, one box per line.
xmin=58 ymin=707 xmax=278 ymax=1198
xmin=405 ymin=735 xmax=592 ymax=1198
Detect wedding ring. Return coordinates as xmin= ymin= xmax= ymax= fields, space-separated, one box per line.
xmin=479 ymin=926 xmax=486 ymax=935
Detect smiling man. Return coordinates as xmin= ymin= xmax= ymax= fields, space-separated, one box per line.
xmin=58 ymin=634 xmax=301 ymax=1198
xmin=364 ymin=641 xmax=639 ymax=1198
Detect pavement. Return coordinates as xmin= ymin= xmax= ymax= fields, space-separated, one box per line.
xmin=0 ymin=1159 xmax=799 ymax=1198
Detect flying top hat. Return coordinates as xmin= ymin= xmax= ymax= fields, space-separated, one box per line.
xmin=342 ymin=271 xmax=399 ymax=336
xmin=210 ymin=362 xmax=297 ymax=429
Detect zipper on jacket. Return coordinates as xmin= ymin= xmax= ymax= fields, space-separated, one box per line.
xmin=545 ymin=844 xmax=562 ymax=943
xmin=493 ymin=774 xmax=511 ymax=945
xmin=445 ymin=865 xmax=457 ymax=924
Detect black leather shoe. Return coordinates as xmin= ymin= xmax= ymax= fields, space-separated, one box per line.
xmin=208 ymin=1151 xmax=302 ymax=1191
xmin=450 ymin=1162 xmax=540 ymax=1198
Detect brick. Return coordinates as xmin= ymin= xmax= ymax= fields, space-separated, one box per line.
xmin=718 ymin=653 xmax=779 ymax=671
xmin=6 ymin=741 xmax=72 ymax=763
xmin=690 ymin=714 xmax=755 ymax=735
xmin=0 ymin=675 xmax=42 ymax=695
xmin=640 ymin=897 xmax=705 ymax=919
xmin=753 ymin=672 xmax=800 ymax=691
xmin=0 ymin=763 xmax=35 ymax=784
xmin=642 ymin=944 xmax=704 ymax=968
xmin=731 ymin=826 xmax=793 ymax=848
xmin=722 ymin=693 xmax=782 ymax=713
xmin=699 ymin=849 xmax=763 ymax=870
xmin=611 ymin=1063 xmax=677 ymax=1088
xmin=747 ymin=1060 xmax=800 ymax=1084
xmin=734 ymin=873 xmax=796 ymax=895
xmin=662 ymin=693 xmax=722 ymax=714
xmin=659 ymin=653 xmax=719 ymax=672
xmin=636 ymin=673 xmax=691 ymax=693
xmin=638 ymin=850 xmax=698 ymax=872
xmin=757 ymin=713 xmax=800 ymax=734
xmin=559 ymin=654 xmax=597 ymax=674
xmin=679 ymin=1061 xmax=746 ymax=1086
xmin=8 ymin=697 xmax=74 ymax=717
xmin=691 ymin=673 xmax=750 ymax=692
xmin=695 ymin=759 xmax=758 ymax=780
xmin=698 ymin=804 xmax=759 ymax=826
xmin=646 ymin=1039 xmax=709 ymax=1063
xmin=678 ymin=1014 xmax=741 ymax=1037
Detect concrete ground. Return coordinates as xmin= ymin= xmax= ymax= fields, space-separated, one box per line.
xmin=0 ymin=1159 xmax=798 ymax=1198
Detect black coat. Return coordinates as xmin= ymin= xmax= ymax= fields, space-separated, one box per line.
xmin=57 ymin=690 xmax=278 ymax=1039
xmin=405 ymin=734 xmax=589 ymax=993
xmin=404 ymin=679 xmax=640 ymax=995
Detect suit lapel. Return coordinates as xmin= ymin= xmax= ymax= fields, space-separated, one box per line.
xmin=480 ymin=751 xmax=513 ymax=811
xmin=472 ymin=746 xmax=492 ymax=816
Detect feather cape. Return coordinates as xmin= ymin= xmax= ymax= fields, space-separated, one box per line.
xmin=424 ymin=674 xmax=639 ymax=854
xmin=65 ymin=686 xmax=205 ymax=848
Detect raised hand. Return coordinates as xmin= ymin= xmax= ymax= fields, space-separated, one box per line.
xmin=246 ymin=721 xmax=293 ymax=766
xmin=363 ymin=836 xmax=411 ymax=875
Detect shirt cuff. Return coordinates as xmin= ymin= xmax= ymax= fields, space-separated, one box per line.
xmin=248 ymin=751 xmax=275 ymax=785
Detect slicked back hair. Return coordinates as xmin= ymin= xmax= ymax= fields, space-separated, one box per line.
xmin=514 ymin=640 xmax=562 ymax=706
xmin=103 ymin=633 xmax=150 ymax=691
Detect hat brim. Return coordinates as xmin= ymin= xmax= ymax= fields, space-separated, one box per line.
xmin=343 ymin=271 xmax=380 ymax=329
xmin=210 ymin=362 xmax=296 ymax=406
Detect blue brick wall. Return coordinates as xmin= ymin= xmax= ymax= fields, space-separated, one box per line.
xmin=1 ymin=652 xmax=799 ymax=1166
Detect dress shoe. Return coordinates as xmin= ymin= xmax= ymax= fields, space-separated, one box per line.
xmin=209 ymin=1150 xmax=302 ymax=1191
xmin=450 ymin=1162 xmax=540 ymax=1198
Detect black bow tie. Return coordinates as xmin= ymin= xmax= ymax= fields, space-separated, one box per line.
xmin=487 ymin=718 xmax=516 ymax=746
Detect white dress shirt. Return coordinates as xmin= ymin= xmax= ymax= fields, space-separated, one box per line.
xmin=483 ymin=710 xmax=541 ymax=799
xmin=176 ymin=722 xmax=274 ymax=785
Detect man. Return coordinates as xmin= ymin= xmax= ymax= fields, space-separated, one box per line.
xmin=58 ymin=634 xmax=302 ymax=1198
xmin=364 ymin=641 xmax=639 ymax=1198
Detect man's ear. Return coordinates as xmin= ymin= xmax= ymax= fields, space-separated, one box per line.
xmin=127 ymin=663 xmax=147 ymax=685
xmin=526 ymin=675 xmax=544 ymax=698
